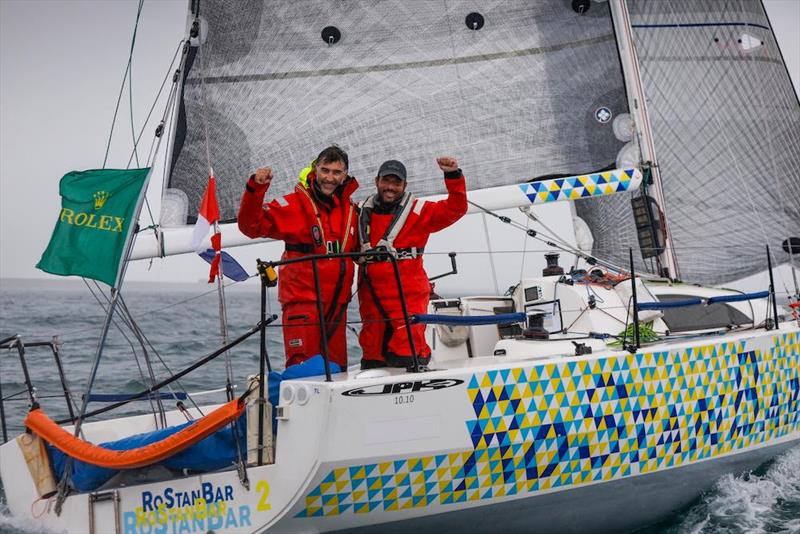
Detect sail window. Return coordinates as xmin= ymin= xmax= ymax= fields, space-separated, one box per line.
xmin=657 ymin=294 xmax=751 ymax=333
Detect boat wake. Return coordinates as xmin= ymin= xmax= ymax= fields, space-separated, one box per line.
xmin=0 ymin=501 xmax=56 ymax=534
xmin=667 ymin=445 xmax=800 ymax=534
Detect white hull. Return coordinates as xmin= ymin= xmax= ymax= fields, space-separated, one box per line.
xmin=2 ymin=319 xmax=798 ymax=533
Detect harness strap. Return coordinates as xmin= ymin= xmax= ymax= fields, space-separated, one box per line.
xmin=285 ymin=243 xmax=314 ymax=253
xmin=340 ymin=202 xmax=355 ymax=252
xmin=379 ymin=192 xmax=415 ymax=249
xmin=361 ymin=247 xmax=425 ymax=264
xmin=293 ymin=183 xmax=355 ymax=256
xmin=323 ymin=255 xmax=348 ymax=331
xmin=359 ymin=192 xmax=416 ymax=255
xmin=358 ymin=269 xmax=395 ymax=358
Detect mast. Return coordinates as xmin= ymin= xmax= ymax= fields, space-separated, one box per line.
xmin=608 ymin=0 xmax=680 ymax=280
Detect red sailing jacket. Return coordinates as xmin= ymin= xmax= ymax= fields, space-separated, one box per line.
xmin=238 ymin=174 xmax=359 ymax=307
xmin=358 ymin=172 xmax=467 ymax=361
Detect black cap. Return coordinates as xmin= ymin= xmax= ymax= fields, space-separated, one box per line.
xmin=377 ymin=160 xmax=407 ymax=181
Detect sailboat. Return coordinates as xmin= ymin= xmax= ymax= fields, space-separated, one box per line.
xmin=1 ymin=0 xmax=799 ymax=533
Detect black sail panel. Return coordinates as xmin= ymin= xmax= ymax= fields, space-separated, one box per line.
xmin=167 ymin=0 xmax=629 ymax=223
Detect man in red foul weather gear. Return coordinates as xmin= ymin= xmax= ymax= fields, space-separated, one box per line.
xmin=238 ymin=146 xmax=359 ymax=368
xmin=358 ymin=156 xmax=467 ymax=369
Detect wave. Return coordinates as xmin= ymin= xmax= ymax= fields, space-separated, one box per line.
xmin=668 ymin=445 xmax=800 ymax=534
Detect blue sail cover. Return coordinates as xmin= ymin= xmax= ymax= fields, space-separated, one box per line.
xmin=48 ymin=356 xmax=341 ymax=492
xmin=48 ymin=416 xmax=246 ymax=492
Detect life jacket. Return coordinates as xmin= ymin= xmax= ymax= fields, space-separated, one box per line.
xmin=357 ymin=192 xmax=424 ymax=262
xmin=285 ymin=178 xmax=356 ymax=257
xmin=280 ymin=176 xmax=357 ymax=337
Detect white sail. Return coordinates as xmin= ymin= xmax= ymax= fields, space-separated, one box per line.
xmin=576 ymin=0 xmax=800 ymax=284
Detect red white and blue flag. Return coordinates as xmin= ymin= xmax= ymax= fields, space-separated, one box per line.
xmin=191 ymin=174 xmax=219 ymax=252
xmin=192 ymin=174 xmax=248 ymax=283
xmin=192 ymin=174 xmax=222 ymax=282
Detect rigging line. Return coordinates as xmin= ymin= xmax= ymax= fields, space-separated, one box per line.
xmin=160 ymin=88 xmax=178 ymax=211
xmin=125 ymin=40 xmax=185 ymax=170
xmin=120 ymin=297 xmax=205 ymax=417
xmin=199 ymin=48 xmax=234 ymax=397
xmin=521 ymin=208 xmax=585 ymax=258
xmin=54 ymin=278 xmax=249 ymax=338
xmin=138 ymin=81 xmax=180 ymax=252
xmin=82 ymin=279 xmax=160 ymax=426
xmin=467 ymin=199 xmax=651 ymax=278
xmin=198 ymin=31 xmax=212 ymax=175
xmin=128 ymin=38 xmax=140 ymax=168
xmin=54 ymin=323 xmax=261 ymax=425
xmin=708 ymin=58 xmax=790 ymax=297
xmin=143 ymin=134 xmax=158 ymax=173
xmin=117 ymin=296 xmax=167 ymax=426
xmin=58 ymin=227 xmax=160 ymax=510
xmin=481 ymin=213 xmax=500 ymax=295
xmin=731 ymin=0 xmax=790 ymax=298
xmin=422 ymin=246 xmax=800 ymax=255
xmin=474 ymin=202 xmax=578 ymax=254
xmin=133 ymin=79 xmax=181 ymax=269
xmin=110 ymin=293 xmax=206 ymax=415
xmin=747 ymin=0 xmax=798 ymax=299
xmin=218 ymin=267 xmax=235 ymax=399
xmin=519 ymin=214 xmax=530 ymax=281
xmin=85 ymin=280 xmax=204 ymax=417
xmin=102 ymin=0 xmax=145 ymax=169
xmin=195 ymin=30 xmax=234 ymax=396
xmin=258 ymin=292 xmax=774 ymax=327
xmin=119 ymin=41 xmax=183 ymax=245
xmin=116 ymin=308 xmax=205 ymax=417
xmin=159 ymin=38 xmax=192 ymax=210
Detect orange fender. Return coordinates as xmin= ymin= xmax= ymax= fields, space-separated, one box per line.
xmin=24 ymin=398 xmax=246 ymax=470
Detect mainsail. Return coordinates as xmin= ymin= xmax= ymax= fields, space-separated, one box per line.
xmin=576 ymin=0 xmax=800 ymax=284
xmin=165 ymin=0 xmax=631 ymax=224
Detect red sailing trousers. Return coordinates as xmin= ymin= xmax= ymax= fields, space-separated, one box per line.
xmin=282 ymin=302 xmax=348 ymax=368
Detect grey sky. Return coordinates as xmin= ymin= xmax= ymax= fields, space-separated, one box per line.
xmin=1 ymin=0 xmax=798 ymax=293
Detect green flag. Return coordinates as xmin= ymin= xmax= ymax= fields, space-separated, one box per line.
xmin=37 ymin=168 xmax=150 ymax=287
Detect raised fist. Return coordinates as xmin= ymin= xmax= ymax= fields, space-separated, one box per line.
xmin=436 ymin=156 xmax=458 ymax=173
xmin=254 ymin=167 xmax=273 ymax=186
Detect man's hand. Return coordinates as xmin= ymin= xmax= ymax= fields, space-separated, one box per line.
xmin=253 ymin=167 xmax=273 ymax=187
xmin=436 ymin=156 xmax=459 ymax=173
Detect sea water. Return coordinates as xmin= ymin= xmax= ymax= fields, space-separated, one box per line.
xmin=1 ymin=279 xmax=798 ymax=533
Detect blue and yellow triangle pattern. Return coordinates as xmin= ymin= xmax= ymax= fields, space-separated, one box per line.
xmin=518 ymin=168 xmax=636 ymax=204
xmin=297 ymin=332 xmax=800 ymax=517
